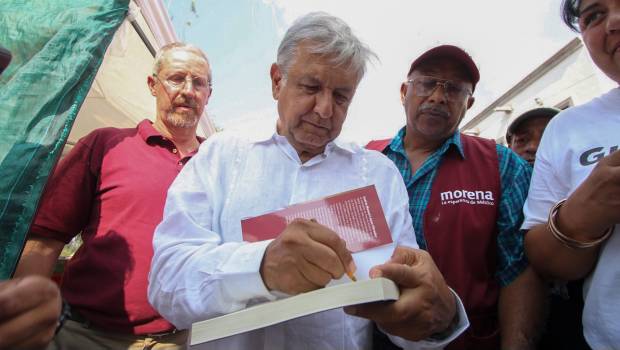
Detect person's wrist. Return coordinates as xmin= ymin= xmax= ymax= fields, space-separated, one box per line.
xmin=429 ymin=293 xmax=459 ymax=341
xmin=259 ymin=242 xmax=276 ymax=291
xmin=551 ymin=199 xmax=613 ymax=249
xmin=556 ymin=198 xmax=610 ymax=241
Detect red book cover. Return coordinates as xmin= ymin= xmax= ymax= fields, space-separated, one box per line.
xmin=241 ymin=185 xmax=392 ymax=253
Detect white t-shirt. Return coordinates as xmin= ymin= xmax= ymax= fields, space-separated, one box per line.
xmin=522 ymin=87 xmax=620 ymax=349
xmin=148 ymin=127 xmax=468 ymax=350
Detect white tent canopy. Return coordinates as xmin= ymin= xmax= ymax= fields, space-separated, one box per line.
xmin=67 ymin=0 xmax=215 ymax=148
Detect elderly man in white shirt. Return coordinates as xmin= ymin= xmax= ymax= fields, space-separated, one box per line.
xmin=148 ymin=12 xmax=468 ymax=350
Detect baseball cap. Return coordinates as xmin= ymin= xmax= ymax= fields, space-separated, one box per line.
xmin=506 ymin=107 xmax=560 ymax=142
xmin=408 ymin=45 xmax=480 ymax=91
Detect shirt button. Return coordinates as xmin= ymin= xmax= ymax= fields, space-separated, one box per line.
xmin=172 ymin=148 xmax=178 ymax=154
xmin=178 ymin=161 xmax=183 ymax=166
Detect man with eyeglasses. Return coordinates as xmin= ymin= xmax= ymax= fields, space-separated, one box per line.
xmin=14 ymin=42 xmax=211 ymax=350
xmin=367 ymin=45 xmax=544 ymax=350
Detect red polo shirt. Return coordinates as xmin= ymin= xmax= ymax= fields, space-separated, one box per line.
xmin=31 ymin=120 xmax=202 ymax=334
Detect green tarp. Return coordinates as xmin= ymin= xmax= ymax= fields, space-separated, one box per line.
xmin=0 ymin=0 xmax=129 ymax=279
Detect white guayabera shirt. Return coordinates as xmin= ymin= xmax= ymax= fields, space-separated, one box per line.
xmin=148 ymin=125 xmax=468 ymax=350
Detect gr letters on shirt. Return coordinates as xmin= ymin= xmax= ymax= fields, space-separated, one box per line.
xmin=579 ymin=145 xmax=619 ymax=166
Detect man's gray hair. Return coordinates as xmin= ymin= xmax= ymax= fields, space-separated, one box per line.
xmin=152 ymin=42 xmax=211 ymax=79
xmin=277 ymin=12 xmax=377 ymax=82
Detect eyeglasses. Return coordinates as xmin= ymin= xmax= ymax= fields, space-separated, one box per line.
xmin=407 ymin=76 xmax=472 ymax=102
xmin=153 ymin=73 xmax=211 ymax=92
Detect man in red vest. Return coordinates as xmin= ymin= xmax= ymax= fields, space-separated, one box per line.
xmin=367 ymin=45 xmax=546 ymax=350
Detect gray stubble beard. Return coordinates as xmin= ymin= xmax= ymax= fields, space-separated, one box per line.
xmin=164 ymin=111 xmax=200 ymax=129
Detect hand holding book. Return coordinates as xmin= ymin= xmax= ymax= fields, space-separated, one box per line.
xmin=190 ymin=185 xmax=400 ymax=345
xmin=344 ymin=246 xmax=458 ymax=341
xmin=190 ymin=186 xmax=465 ymax=346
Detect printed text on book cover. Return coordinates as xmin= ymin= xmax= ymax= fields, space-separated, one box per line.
xmin=241 ymin=185 xmax=392 ymax=252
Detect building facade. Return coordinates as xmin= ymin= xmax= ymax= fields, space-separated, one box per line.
xmin=461 ymin=38 xmax=615 ymax=144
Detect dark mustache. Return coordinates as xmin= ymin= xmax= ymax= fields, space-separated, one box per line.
xmin=418 ymin=104 xmax=449 ymax=118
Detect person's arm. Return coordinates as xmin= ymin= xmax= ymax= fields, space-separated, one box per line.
xmin=148 ymin=140 xmax=353 ymax=329
xmin=525 ymin=150 xmax=620 ymax=280
xmin=15 ymin=132 xmax=99 ymax=278
xmin=525 ymin=224 xmax=600 ymax=280
xmin=494 ymin=147 xmax=546 ymax=349
xmin=13 ymin=237 xmax=65 ymax=277
xmin=149 ymin=145 xmax=264 ymax=329
xmin=0 ymin=276 xmax=61 ymax=350
xmin=498 ymin=266 xmax=547 ymax=350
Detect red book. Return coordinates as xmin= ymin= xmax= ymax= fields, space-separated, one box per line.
xmin=241 ymin=185 xmax=392 ymax=253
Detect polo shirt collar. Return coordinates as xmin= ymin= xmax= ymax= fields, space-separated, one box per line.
xmin=138 ymin=119 xmax=161 ymax=142
xmin=388 ymin=127 xmax=465 ymax=159
xmin=137 ymin=119 xmax=206 ymax=144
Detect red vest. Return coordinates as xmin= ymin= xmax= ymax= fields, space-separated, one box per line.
xmin=367 ymin=135 xmax=501 ymax=350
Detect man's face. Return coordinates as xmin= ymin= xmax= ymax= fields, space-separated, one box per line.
xmin=401 ymin=57 xmax=474 ymax=143
xmin=148 ymin=49 xmax=211 ymax=129
xmin=508 ymin=116 xmax=552 ymax=165
xmin=579 ymin=0 xmax=620 ymax=83
xmin=271 ymin=43 xmax=358 ymax=161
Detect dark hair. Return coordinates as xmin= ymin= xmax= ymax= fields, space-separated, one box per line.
xmin=561 ymin=0 xmax=581 ymax=32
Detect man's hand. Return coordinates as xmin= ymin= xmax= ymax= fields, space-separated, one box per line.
xmin=260 ymin=218 xmax=356 ymax=295
xmin=559 ymin=149 xmax=620 ymax=240
xmin=0 ymin=276 xmax=61 ymax=350
xmin=344 ymin=247 xmax=456 ymax=341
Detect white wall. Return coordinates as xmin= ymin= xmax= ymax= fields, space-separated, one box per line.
xmin=463 ymin=41 xmax=615 ymax=143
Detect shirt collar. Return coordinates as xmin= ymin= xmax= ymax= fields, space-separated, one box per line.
xmin=138 ymin=119 xmax=206 ymax=144
xmin=250 ymin=122 xmax=357 ymax=155
xmin=389 ymin=126 xmax=465 ymax=159
xmin=138 ymin=119 xmax=161 ymax=141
